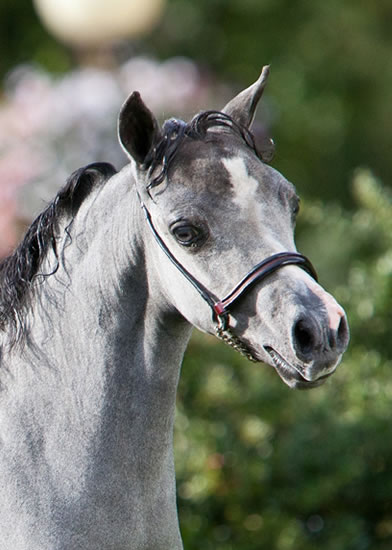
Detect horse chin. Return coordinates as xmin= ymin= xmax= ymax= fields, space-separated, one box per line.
xmin=263 ymin=346 xmax=330 ymax=390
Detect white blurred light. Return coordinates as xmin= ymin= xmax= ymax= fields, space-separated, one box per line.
xmin=33 ymin=0 xmax=166 ymax=46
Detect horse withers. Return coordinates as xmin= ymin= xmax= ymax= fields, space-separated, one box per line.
xmin=0 ymin=66 xmax=349 ymax=549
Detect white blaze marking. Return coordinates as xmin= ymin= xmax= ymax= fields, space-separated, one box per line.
xmin=222 ymin=157 xmax=258 ymax=209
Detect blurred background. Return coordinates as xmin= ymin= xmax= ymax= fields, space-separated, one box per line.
xmin=1 ymin=1 xmax=392 ymax=549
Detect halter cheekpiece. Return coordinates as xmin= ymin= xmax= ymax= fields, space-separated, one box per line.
xmin=140 ymin=200 xmax=318 ymax=362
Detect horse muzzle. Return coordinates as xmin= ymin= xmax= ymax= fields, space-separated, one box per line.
xmin=264 ymin=302 xmax=349 ymax=389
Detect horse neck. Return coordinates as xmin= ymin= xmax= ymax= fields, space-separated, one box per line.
xmin=21 ymin=162 xmax=192 ymax=422
xmin=25 ymin=163 xmax=191 ymax=353
xmin=1 ymin=165 xmax=192 ymax=545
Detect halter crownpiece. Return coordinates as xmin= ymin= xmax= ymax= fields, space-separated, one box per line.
xmin=140 ymin=200 xmax=318 ymax=361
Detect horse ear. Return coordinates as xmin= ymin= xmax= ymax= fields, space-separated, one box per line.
xmin=118 ymin=91 xmax=161 ymax=164
xmin=222 ymin=65 xmax=270 ymax=129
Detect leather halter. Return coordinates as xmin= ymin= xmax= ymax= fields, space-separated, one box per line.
xmin=140 ymin=201 xmax=318 ymax=361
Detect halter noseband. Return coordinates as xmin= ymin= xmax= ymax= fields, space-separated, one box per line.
xmin=140 ymin=201 xmax=318 ymax=362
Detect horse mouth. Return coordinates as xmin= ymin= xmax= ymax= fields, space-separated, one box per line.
xmin=264 ymin=346 xmax=330 ymax=389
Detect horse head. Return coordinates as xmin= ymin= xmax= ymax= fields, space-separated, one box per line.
xmin=118 ymin=66 xmax=349 ymax=389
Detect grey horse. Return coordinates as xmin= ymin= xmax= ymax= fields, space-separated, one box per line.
xmin=0 ymin=66 xmax=349 ymax=549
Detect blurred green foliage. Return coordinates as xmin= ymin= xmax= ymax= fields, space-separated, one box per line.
xmin=0 ymin=0 xmax=72 ymax=77
xmin=2 ymin=1 xmax=392 ymax=549
xmin=177 ymin=170 xmax=392 ymax=550
xmin=149 ymin=0 xmax=392 ymax=206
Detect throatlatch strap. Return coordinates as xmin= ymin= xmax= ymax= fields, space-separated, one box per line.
xmin=140 ymin=201 xmax=217 ymax=310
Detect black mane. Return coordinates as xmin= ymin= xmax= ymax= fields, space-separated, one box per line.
xmin=144 ymin=110 xmax=266 ymax=192
xmin=0 ymin=162 xmax=116 ymax=341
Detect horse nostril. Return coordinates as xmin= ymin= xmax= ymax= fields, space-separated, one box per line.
xmin=293 ymin=318 xmax=315 ymax=358
xmin=292 ymin=311 xmax=349 ymax=365
xmin=335 ymin=313 xmax=349 ymax=351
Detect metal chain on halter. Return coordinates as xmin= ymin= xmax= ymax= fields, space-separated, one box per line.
xmin=215 ymin=324 xmax=259 ymax=362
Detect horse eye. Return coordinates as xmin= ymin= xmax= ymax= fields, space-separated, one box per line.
xmin=292 ymin=198 xmax=300 ymax=218
xmin=171 ymin=223 xmax=203 ymax=246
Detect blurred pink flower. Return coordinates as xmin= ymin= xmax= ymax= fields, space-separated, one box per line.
xmin=0 ymin=201 xmax=17 ymax=258
xmin=0 ymin=57 xmax=219 ymax=259
xmin=0 ymin=146 xmax=44 ymax=256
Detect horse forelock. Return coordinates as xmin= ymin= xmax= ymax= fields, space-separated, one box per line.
xmin=145 ymin=110 xmax=261 ymax=193
xmin=0 ymin=162 xmax=116 ymax=344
